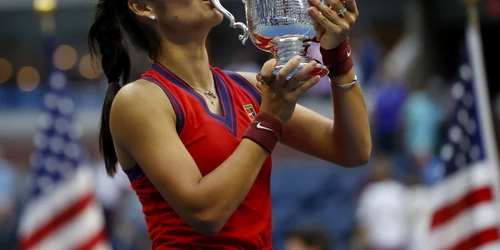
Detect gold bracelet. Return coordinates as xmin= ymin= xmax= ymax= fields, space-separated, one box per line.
xmin=332 ymin=75 xmax=358 ymax=88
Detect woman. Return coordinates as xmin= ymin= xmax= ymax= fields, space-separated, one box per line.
xmin=88 ymin=0 xmax=370 ymax=249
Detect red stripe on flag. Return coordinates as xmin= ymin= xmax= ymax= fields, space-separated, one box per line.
xmin=19 ymin=193 xmax=94 ymax=250
xmin=431 ymin=186 xmax=493 ymax=229
xmin=72 ymin=228 xmax=107 ymax=250
xmin=447 ymin=227 xmax=499 ymax=250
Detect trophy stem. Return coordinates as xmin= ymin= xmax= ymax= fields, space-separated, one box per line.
xmin=271 ymin=36 xmax=328 ymax=79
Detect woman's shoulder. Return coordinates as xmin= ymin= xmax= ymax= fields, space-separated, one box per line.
xmin=117 ymin=79 xmax=168 ymax=102
xmin=110 ymin=79 xmax=177 ymax=143
xmin=112 ymin=80 xmax=175 ymax=119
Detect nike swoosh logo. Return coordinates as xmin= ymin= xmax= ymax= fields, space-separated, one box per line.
xmin=256 ymin=122 xmax=274 ymax=132
xmin=347 ymin=49 xmax=351 ymax=57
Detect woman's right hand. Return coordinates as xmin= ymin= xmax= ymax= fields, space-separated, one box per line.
xmin=257 ymin=56 xmax=321 ymax=124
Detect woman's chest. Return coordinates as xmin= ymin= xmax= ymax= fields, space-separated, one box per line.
xmin=179 ymin=110 xmax=255 ymax=176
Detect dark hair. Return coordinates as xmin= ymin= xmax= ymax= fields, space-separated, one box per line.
xmin=88 ymin=0 xmax=160 ymax=176
xmin=286 ymin=229 xmax=332 ymax=250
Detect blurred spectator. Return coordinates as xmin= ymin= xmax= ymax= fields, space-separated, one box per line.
xmin=355 ymin=32 xmax=382 ymax=85
xmin=0 ymin=147 xmax=18 ymax=249
xmin=403 ymin=76 xmax=448 ymax=169
xmin=494 ymin=92 xmax=500 ymax=130
xmin=354 ymin=155 xmax=410 ymax=250
xmin=93 ymin=162 xmax=138 ymax=250
xmin=371 ymin=76 xmax=408 ymax=154
xmin=406 ymin=176 xmax=432 ymax=250
xmin=120 ymin=191 xmax=152 ymax=250
xmin=284 ymin=228 xmax=332 ymax=250
xmin=94 ymin=162 xmax=131 ymax=212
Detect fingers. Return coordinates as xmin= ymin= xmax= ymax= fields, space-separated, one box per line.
xmin=325 ymin=0 xmax=345 ymax=14
xmin=343 ymin=0 xmax=359 ymax=24
xmin=307 ymin=7 xmax=341 ymax=33
xmin=308 ymin=0 xmax=345 ymax=26
xmin=308 ymin=0 xmax=357 ymax=27
xmin=285 ymin=60 xmax=318 ymax=91
xmin=313 ymin=20 xmax=326 ymax=41
xmin=260 ymin=57 xmax=321 ymax=99
xmin=327 ymin=0 xmax=358 ymax=16
xmin=259 ymin=59 xmax=277 ymax=84
xmin=291 ymin=76 xmax=321 ymax=97
xmin=275 ymin=56 xmax=303 ymax=84
xmin=255 ymin=81 xmax=263 ymax=91
xmin=344 ymin=0 xmax=358 ymax=14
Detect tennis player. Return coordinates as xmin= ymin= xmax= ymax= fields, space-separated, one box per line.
xmin=88 ymin=0 xmax=370 ymax=249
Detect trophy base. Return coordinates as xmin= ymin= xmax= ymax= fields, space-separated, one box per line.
xmin=273 ymin=61 xmax=328 ymax=81
xmin=271 ymin=36 xmax=329 ymax=80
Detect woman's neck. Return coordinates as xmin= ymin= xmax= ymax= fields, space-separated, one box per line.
xmin=156 ymin=38 xmax=213 ymax=90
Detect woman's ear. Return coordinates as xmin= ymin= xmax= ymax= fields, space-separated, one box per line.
xmin=128 ymin=0 xmax=155 ymax=20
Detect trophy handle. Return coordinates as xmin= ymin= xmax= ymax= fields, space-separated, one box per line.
xmin=210 ymin=0 xmax=250 ymax=45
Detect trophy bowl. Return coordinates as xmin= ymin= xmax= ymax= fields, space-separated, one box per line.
xmin=211 ymin=0 xmax=329 ymax=79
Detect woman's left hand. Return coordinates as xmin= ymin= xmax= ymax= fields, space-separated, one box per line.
xmin=307 ymin=0 xmax=359 ymax=50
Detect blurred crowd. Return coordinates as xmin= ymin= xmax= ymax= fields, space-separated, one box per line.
xmin=0 ymin=31 xmax=465 ymax=250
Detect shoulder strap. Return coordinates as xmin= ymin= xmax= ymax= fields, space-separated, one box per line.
xmin=141 ymin=75 xmax=185 ymax=134
xmin=223 ymin=71 xmax=262 ymax=104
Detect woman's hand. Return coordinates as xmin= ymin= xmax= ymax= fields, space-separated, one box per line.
xmin=257 ymin=57 xmax=321 ymax=124
xmin=308 ymin=0 xmax=359 ymax=50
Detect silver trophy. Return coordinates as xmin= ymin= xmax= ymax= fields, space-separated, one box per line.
xmin=211 ymin=0 xmax=329 ymax=79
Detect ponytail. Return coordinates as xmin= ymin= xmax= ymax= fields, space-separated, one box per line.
xmin=88 ymin=0 xmax=131 ymax=176
xmin=89 ymin=0 xmax=160 ymax=176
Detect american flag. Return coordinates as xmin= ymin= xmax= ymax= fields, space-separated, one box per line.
xmin=428 ymin=18 xmax=500 ymax=250
xmin=17 ymin=70 xmax=111 ymax=250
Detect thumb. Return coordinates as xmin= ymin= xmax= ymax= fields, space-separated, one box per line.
xmin=256 ymin=81 xmax=263 ymax=91
xmin=313 ymin=20 xmax=325 ymax=41
xmin=260 ymin=59 xmax=277 ymax=83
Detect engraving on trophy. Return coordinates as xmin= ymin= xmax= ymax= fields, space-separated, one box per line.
xmin=211 ymin=0 xmax=329 ymax=79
